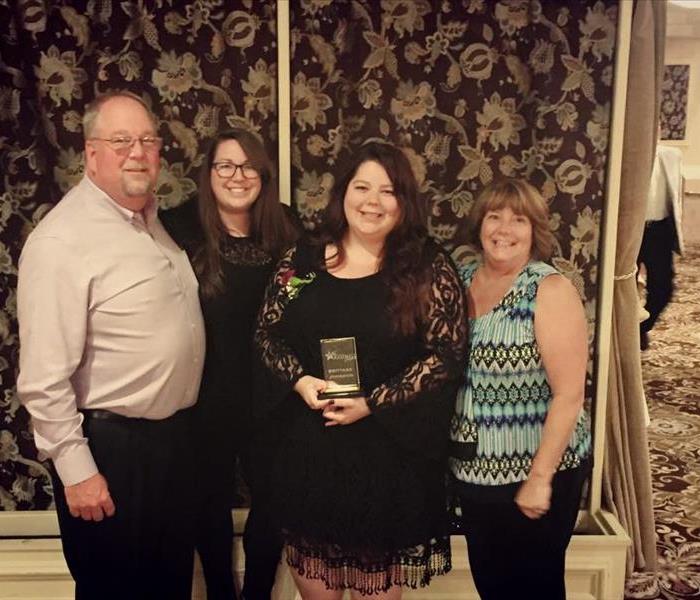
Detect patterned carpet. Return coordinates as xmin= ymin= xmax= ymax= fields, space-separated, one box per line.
xmin=625 ymin=244 xmax=700 ymax=599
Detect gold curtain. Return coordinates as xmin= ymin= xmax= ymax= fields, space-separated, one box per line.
xmin=603 ymin=0 xmax=665 ymax=573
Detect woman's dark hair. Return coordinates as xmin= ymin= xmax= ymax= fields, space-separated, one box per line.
xmin=194 ymin=128 xmax=300 ymax=298
xmin=318 ymin=142 xmax=430 ymax=336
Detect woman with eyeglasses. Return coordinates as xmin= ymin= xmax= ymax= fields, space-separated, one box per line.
xmin=162 ymin=128 xmax=300 ymax=600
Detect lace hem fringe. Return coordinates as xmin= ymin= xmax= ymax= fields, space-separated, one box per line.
xmin=286 ymin=544 xmax=451 ymax=595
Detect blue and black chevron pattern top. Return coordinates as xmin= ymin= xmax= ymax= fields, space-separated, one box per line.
xmin=449 ymin=260 xmax=591 ymax=487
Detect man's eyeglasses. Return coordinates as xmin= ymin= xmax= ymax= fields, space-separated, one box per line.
xmin=211 ymin=162 xmax=260 ymax=179
xmin=88 ymin=136 xmax=163 ymax=153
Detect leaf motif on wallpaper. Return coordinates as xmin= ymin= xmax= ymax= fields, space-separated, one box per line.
xmin=404 ymin=41 xmax=428 ymax=65
xmin=448 ymin=190 xmax=473 ymax=219
xmin=424 ymin=132 xmax=450 ymax=166
xmin=292 ymin=73 xmax=333 ymax=131
xmin=59 ymin=6 xmax=90 ymax=47
xmin=570 ymin=206 xmax=600 ymax=262
xmin=575 ymin=141 xmax=586 ymax=160
xmin=441 ymin=20 xmax=468 ymax=40
xmin=561 ymin=55 xmax=595 ymax=102
xmin=122 ymin=2 xmax=162 ymax=51
xmin=117 ymin=51 xmax=143 ymax=82
xmin=459 ymin=43 xmax=496 ymax=81
xmin=210 ymin=31 xmax=226 ymax=60
xmin=445 ymin=62 xmax=461 ymax=90
xmin=390 ymin=80 xmax=436 ymax=129
xmin=554 ymin=159 xmax=591 ymax=198
xmin=428 ymin=220 xmax=457 ymax=244
xmin=152 ymin=51 xmax=203 ymax=102
xmin=156 ymin=160 xmax=197 ymax=209
xmin=164 ymin=11 xmax=189 ymax=35
xmin=222 ymin=10 xmax=258 ymax=49
xmin=309 ymin=34 xmax=337 ymax=76
xmin=53 ymin=147 xmax=84 ymax=193
xmin=505 ymin=55 xmax=531 ymax=96
xmin=538 ymin=137 xmax=564 ymax=156
xmin=379 ymin=118 xmax=390 ymax=137
xmin=0 ymin=88 xmax=21 ymax=123
xmin=457 ymin=145 xmax=492 ymax=184
xmin=167 ymin=121 xmax=198 ymax=161
xmin=357 ymin=79 xmax=383 ymax=109
xmin=362 ymin=31 xmax=391 ymax=70
xmin=382 ymin=0 xmax=431 ymax=38
xmin=551 ymin=256 xmax=585 ymax=300
xmin=294 ymin=171 xmax=334 ymax=218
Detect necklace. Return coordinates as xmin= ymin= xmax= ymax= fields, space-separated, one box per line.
xmin=225 ymin=225 xmax=249 ymax=238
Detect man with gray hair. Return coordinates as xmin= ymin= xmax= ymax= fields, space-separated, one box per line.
xmin=17 ymin=91 xmax=205 ymax=599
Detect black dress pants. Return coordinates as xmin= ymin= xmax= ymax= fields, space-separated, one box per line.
xmin=638 ymin=216 xmax=676 ymax=334
xmin=51 ymin=410 xmax=196 ymax=600
xmin=457 ymin=466 xmax=588 ymax=600
xmin=239 ymin=428 xmax=285 ymax=600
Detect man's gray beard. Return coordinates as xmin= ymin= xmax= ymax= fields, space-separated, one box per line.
xmin=122 ymin=175 xmax=153 ymax=197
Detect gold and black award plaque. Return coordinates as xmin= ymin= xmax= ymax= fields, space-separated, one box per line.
xmin=318 ymin=337 xmax=362 ymax=399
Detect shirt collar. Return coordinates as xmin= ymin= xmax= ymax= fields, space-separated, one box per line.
xmin=84 ymin=175 xmax=157 ymax=226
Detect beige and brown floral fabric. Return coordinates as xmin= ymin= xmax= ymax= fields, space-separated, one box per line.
xmin=660 ymin=64 xmax=690 ymax=142
xmin=1 ymin=0 xmax=619 ymax=511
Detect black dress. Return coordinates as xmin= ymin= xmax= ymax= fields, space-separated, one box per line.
xmin=255 ymin=239 xmax=467 ymax=594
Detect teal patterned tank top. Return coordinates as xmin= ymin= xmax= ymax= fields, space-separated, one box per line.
xmin=449 ymin=260 xmax=591 ymax=486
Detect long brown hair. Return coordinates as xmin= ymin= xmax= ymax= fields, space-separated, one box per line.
xmin=318 ymin=142 xmax=431 ymax=336
xmin=195 ymin=128 xmax=300 ymax=298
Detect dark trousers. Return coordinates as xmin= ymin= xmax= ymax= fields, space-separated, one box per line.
xmin=51 ymin=410 xmax=196 ymax=600
xmin=195 ymin=433 xmax=284 ymax=600
xmin=240 ymin=435 xmax=284 ymax=600
xmin=638 ymin=216 xmax=676 ymax=334
xmin=457 ymin=466 xmax=588 ymax=600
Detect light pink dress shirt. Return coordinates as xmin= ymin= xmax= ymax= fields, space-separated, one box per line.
xmin=17 ymin=176 xmax=205 ymax=486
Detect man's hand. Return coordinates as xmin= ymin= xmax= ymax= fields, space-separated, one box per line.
xmin=323 ymin=396 xmax=370 ymax=427
xmin=64 ymin=473 xmax=116 ymax=522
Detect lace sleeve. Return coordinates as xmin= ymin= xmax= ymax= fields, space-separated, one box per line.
xmin=366 ymin=248 xmax=467 ymax=411
xmin=253 ymin=245 xmax=305 ymax=387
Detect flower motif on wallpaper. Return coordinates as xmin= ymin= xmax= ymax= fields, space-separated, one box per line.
xmin=382 ymin=0 xmax=431 ymax=37
xmin=0 ymin=88 xmax=20 ymax=123
xmin=390 ymin=80 xmax=436 ymax=129
xmin=292 ymin=73 xmax=333 ymax=131
xmin=53 ymin=148 xmax=84 ymax=193
xmin=477 ymin=93 xmax=526 ymax=151
xmin=34 ymin=46 xmax=87 ymax=107
xmin=242 ymin=59 xmax=276 ymax=119
xmin=117 ymin=51 xmax=143 ymax=82
xmin=529 ymin=40 xmax=555 ymax=75
xmin=152 ymin=51 xmax=203 ymax=101
xmin=579 ymin=1 xmax=616 ymax=61
xmin=424 ymin=132 xmax=451 ymax=166
xmin=156 ymin=161 xmax=197 ymax=209
xmin=294 ymin=171 xmax=334 ymax=218
xmin=193 ymin=104 xmax=221 ymax=138
xmin=570 ymin=207 xmax=599 ymax=262
xmin=555 ymin=102 xmax=579 ymax=131
xmin=358 ymin=79 xmax=383 ymax=110
xmin=494 ymin=0 xmax=531 ymax=36
xmin=585 ymin=102 xmax=610 ymax=154
xmin=459 ymin=43 xmax=497 ymax=82
xmin=221 ymin=10 xmax=260 ymax=50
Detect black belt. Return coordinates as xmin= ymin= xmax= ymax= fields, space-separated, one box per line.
xmin=80 ymin=409 xmax=132 ymax=422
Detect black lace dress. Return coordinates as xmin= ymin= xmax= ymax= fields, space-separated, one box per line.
xmin=254 ymin=239 xmax=467 ymax=594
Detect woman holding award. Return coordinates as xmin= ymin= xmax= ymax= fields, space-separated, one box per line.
xmin=448 ymin=178 xmax=591 ymax=600
xmin=161 ymin=128 xmax=299 ymax=599
xmin=255 ymin=142 xmax=467 ymax=598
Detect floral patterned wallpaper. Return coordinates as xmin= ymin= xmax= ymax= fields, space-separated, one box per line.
xmin=1 ymin=0 xmax=619 ymax=511
xmin=0 ymin=0 xmax=278 ymax=511
xmin=290 ymin=0 xmax=617 ymax=409
xmin=660 ymin=64 xmax=690 ymax=141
